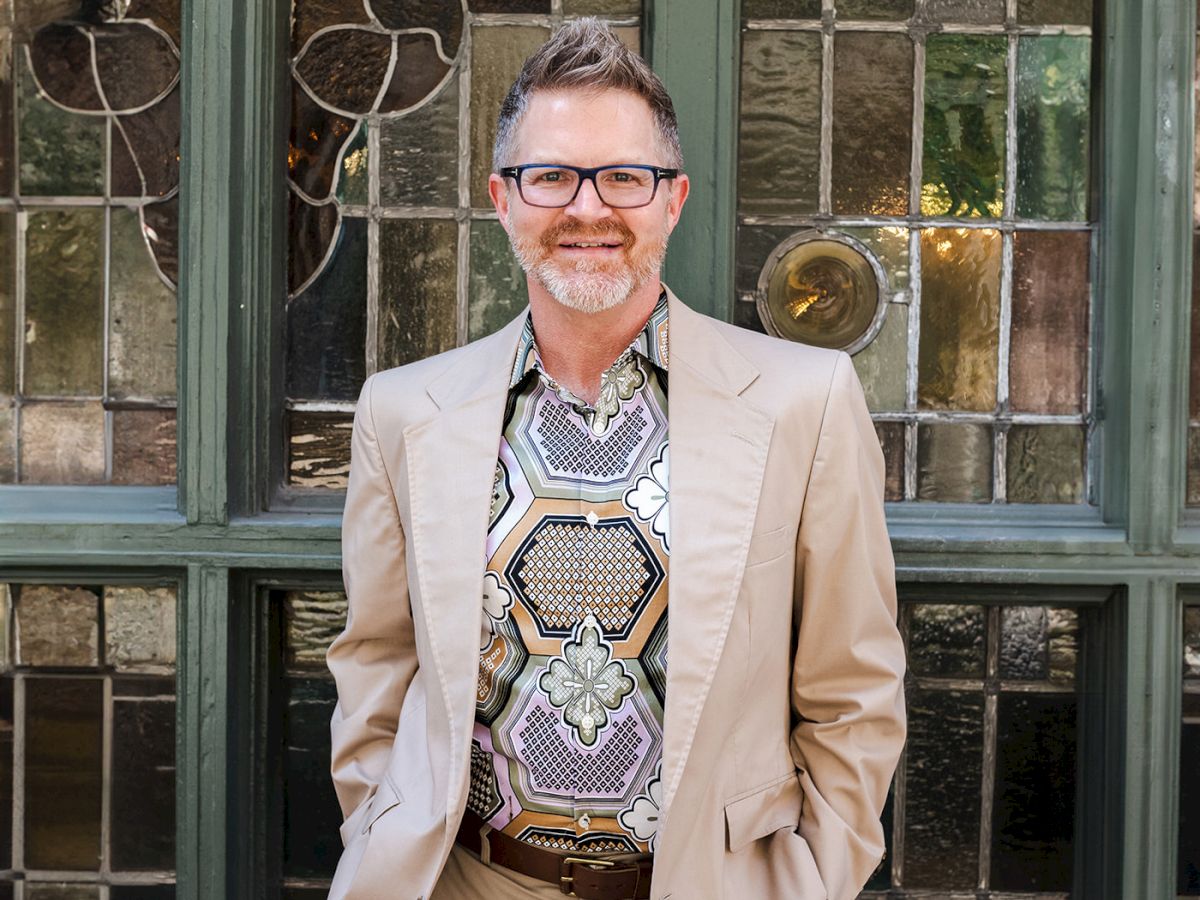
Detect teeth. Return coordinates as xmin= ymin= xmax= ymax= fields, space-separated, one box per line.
xmin=566 ymin=242 xmax=613 ymax=248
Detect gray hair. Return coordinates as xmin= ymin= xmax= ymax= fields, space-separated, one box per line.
xmin=492 ymin=18 xmax=683 ymax=173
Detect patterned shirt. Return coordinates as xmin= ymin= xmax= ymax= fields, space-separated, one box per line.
xmin=468 ymin=293 xmax=670 ymax=856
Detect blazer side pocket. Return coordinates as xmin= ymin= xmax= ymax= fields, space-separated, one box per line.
xmin=338 ymin=773 xmax=405 ymax=846
xmin=724 ymin=770 xmax=803 ymax=853
xmin=745 ymin=524 xmax=795 ymax=569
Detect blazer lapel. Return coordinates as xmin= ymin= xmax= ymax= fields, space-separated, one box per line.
xmin=661 ymin=292 xmax=775 ymax=815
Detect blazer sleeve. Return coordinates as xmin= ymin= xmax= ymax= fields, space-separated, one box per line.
xmin=327 ymin=373 xmax=419 ymax=842
xmin=789 ymin=352 xmax=906 ymax=900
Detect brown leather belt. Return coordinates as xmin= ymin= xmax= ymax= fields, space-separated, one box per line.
xmin=455 ymin=810 xmax=653 ymax=899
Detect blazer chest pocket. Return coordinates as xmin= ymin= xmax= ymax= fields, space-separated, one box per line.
xmin=723 ymin=771 xmax=802 ymax=853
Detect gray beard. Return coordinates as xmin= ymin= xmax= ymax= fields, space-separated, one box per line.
xmin=509 ymin=233 xmax=668 ymax=315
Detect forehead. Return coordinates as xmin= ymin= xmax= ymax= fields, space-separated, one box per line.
xmin=511 ymin=87 xmax=662 ymax=165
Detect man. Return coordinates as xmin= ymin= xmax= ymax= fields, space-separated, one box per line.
xmin=327 ymin=19 xmax=905 ymax=900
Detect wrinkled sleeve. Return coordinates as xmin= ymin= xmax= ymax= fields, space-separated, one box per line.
xmin=790 ymin=352 xmax=906 ymax=900
xmin=327 ymin=374 xmax=419 ymax=844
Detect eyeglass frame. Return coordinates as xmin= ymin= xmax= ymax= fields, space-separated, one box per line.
xmin=498 ymin=163 xmax=680 ymax=209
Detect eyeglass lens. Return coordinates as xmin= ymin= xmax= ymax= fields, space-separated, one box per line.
xmin=518 ymin=166 xmax=658 ymax=208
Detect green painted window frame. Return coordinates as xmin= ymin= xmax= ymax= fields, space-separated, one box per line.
xmin=0 ymin=0 xmax=1194 ymax=896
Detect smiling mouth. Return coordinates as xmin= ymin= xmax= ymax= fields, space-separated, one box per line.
xmin=559 ymin=241 xmax=622 ymax=249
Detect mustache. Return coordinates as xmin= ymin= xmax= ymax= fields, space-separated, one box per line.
xmin=539 ymin=217 xmax=637 ymax=251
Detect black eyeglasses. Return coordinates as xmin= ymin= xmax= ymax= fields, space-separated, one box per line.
xmin=499 ymin=164 xmax=679 ymax=209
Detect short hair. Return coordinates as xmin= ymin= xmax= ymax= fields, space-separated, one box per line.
xmin=492 ymin=18 xmax=683 ymax=172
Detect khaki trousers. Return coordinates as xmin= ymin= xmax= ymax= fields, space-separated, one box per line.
xmin=431 ymin=844 xmax=564 ymax=899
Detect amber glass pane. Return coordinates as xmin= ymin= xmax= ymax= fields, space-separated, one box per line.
xmin=26 ymin=678 xmax=104 ymax=869
xmin=109 ymin=208 xmax=177 ymax=401
xmin=19 ymin=402 xmax=107 ymax=484
xmin=0 ymin=211 xmax=13 ymax=396
xmin=380 ymin=78 xmax=459 ymax=208
xmin=1000 ymin=606 xmax=1077 ymax=684
xmin=837 ymin=0 xmax=912 ymax=18
xmin=903 ymin=689 xmax=983 ymax=887
xmin=908 ymin=603 xmax=986 ymax=678
xmin=111 ymin=409 xmax=177 ymax=485
xmin=470 ymin=219 xmax=527 ymax=340
xmin=922 ymin=35 xmax=1007 ymax=217
xmin=874 ymin=421 xmax=904 ymax=501
xmin=1017 ymin=37 xmax=1091 ymax=221
xmin=743 ymin=0 xmax=821 ymax=15
xmin=917 ymin=423 xmax=993 ymax=502
xmin=841 ymin=225 xmax=910 ymax=292
xmin=1006 ymin=425 xmax=1085 ymax=504
xmin=926 ymin=0 xmax=1004 ymax=23
xmin=1019 ymin=0 xmax=1092 ymax=25
xmin=470 ymin=26 xmax=551 ymax=206
xmin=739 ymin=31 xmax=821 ymax=215
xmin=18 ymin=63 xmax=105 ymax=196
xmin=852 ymin=303 xmax=907 ymax=412
xmin=105 ymin=586 xmax=176 ymax=671
xmin=832 ymin=32 xmax=912 ymax=215
xmin=288 ymin=411 xmax=352 ymax=489
xmin=918 ymin=228 xmax=1001 ymax=411
xmin=15 ymin=585 xmax=100 ymax=667
xmin=112 ymin=693 xmax=175 ymax=869
xmin=284 ymin=591 xmax=347 ymax=669
xmin=1010 ymin=231 xmax=1088 ymax=414
xmin=25 ymin=209 xmax=104 ymax=397
xmin=379 ymin=218 xmax=457 ymax=368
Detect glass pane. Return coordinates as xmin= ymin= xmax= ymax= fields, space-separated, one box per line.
xmin=1005 ymin=424 xmax=1085 ymax=504
xmin=377 ymin=34 xmax=454 ymax=116
xmin=991 ymin=692 xmax=1077 ymax=891
xmin=25 ymin=209 xmax=105 ymax=397
xmin=917 ymin=228 xmax=1001 ymax=411
xmin=738 ymin=31 xmax=821 ymax=215
xmin=26 ymin=678 xmax=104 ymax=870
xmin=336 ymin=122 xmax=368 ymax=206
xmin=25 ymin=886 xmax=99 ymax=900
xmin=0 ymin=40 xmax=12 ymax=197
xmin=832 ymin=32 xmax=912 ymax=215
xmin=292 ymin=0 xmax=371 ymax=55
xmin=562 ymin=0 xmax=642 ymax=12
xmin=18 ymin=62 xmax=105 ymax=196
xmin=1184 ymin=606 xmax=1200 ymax=895
xmin=288 ymin=82 xmax=358 ymax=202
xmin=1018 ymin=0 xmax=1092 ymax=25
xmin=0 ymin=679 xmax=11 ymax=870
xmin=1000 ymin=606 xmax=1078 ymax=684
xmin=837 ymin=0 xmax=912 ymax=18
xmin=281 ymin=676 xmax=342 ymax=880
xmin=111 ymin=409 xmax=177 ymax=486
xmin=378 ymin=218 xmax=457 ymax=368
xmin=380 ymin=78 xmax=459 ymax=208
xmin=111 ymin=693 xmax=175 ymax=869
xmin=288 ymin=194 xmax=340 ymax=295
xmin=0 ymin=212 xmax=13 ymax=396
xmin=0 ymin=407 xmax=12 ymax=482
xmin=113 ymin=87 xmax=181 ymax=199
xmin=874 ymin=421 xmax=904 ymax=501
xmin=470 ymin=0 xmax=552 ymax=11
xmin=283 ymin=591 xmax=347 ymax=669
xmin=742 ymin=0 xmax=821 ymax=15
xmin=287 ymin=411 xmax=352 ymax=489
xmin=1187 ymin=606 xmax=1200 ymax=678
xmin=104 ymin=586 xmax=177 ymax=672
xmin=852 ymin=303 xmax=907 ymax=412
xmin=908 ymin=603 xmax=986 ymax=678
xmin=469 ymin=219 xmax=527 ymax=340
xmin=1016 ymin=36 xmax=1091 ymax=221
xmin=1191 ymin=427 xmax=1200 ymax=506
xmin=110 ymin=889 xmax=176 ymax=900
xmin=1010 ymin=230 xmax=1089 ymax=414
xmin=92 ymin=23 xmax=177 ymax=110
xmin=902 ymin=688 xmax=983 ymax=888
xmin=18 ymin=402 xmax=107 ymax=484
xmin=921 ymin=35 xmax=1007 ymax=217
xmin=470 ymin=26 xmax=552 ymax=206
xmin=15 ymin=585 xmax=100 ymax=668
xmin=295 ymin=28 xmax=394 ymax=116
xmin=367 ymin=2 xmax=464 ymax=59
xmin=926 ymin=0 xmax=1004 ymax=23
xmin=840 ymin=225 xmax=910 ymax=293
xmin=916 ymin=423 xmax=993 ymax=502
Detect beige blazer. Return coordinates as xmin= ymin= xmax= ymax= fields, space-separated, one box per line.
xmin=327 ymin=290 xmax=906 ymax=900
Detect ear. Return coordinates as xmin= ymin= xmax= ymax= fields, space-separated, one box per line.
xmin=489 ymin=173 xmax=512 ymax=230
xmin=664 ymin=173 xmax=690 ymax=235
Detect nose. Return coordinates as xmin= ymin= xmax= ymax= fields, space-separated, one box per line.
xmin=564 ymin=174 xmax=612 ymax=219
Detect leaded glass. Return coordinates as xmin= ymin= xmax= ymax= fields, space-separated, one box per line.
xmin=1191 ymin=44 xmax=1200 ymax=506
xmin=1182 ymin=605 xmax=1200 ymax=895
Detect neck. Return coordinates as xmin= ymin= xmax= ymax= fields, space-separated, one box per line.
xmin=527 ymin=278 xmax=662 ymax=405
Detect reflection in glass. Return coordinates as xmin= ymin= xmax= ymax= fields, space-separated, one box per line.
xmin=917 ymin=423 xmax=992 ymax=502
xmin=908 ymin=603 xmax=986 ymax=678
xmin=19 ymin=402 xmax=107 ymax=484
xmin=111 ymin=409 xmax=177 ymax=486
xmin=15 ymin=585 xmax=100 ymax=668
xmin=288 ymin=412 xmax=352 ymax=489
xmin=1006 ymin=425 xmax=1085 ymax=504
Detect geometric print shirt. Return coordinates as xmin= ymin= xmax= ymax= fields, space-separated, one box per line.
xmin=468 ymin=292 xmax=670 ymax=856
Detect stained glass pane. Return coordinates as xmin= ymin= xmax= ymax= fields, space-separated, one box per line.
xmin=15 ymin=585 xmax=100 ymax=667
xmin=1018 ymin=0 xmax=1092 ymax=25
xmin=742 ymin=0 xmax=821 ymax=15
xmin=926 ymin=0 xmax=1004 ymax=23
xmin=738 ymin=31 xmax=821 ymax=215
xmin=562 ymin=0 xmax=642 ymax=12
xmin=837 ymin=0 xmax=912 ymax=18
xmin=1017 ymin=36 xmax=1091 ymax=221
xmin=289 ymin=82 xmax=358 ymax=203
xmin=832 ymin=32 xmax=912 ymax=216
xmin=380 ymin=78 xmax=459 ymax=208
xmin=336 ymin=122 xmax=368 ymax=206
xmin=852 ymin=303 xmax=907 ymax=412
xmin=0 ymin=212 xmax=13 ymax=395
xmin=19 ymin=402 xmax=107 ymax=484
xmin=874 ymin=421 xmax=904 ymax=501
xmin=1006 ymin=425 xmax=1085 ymax=504
xmin=922 ymin=35 xmax=1007 ymax=218
xmin=105 ymin=586 xmax=177 ymax=671
xmin=378 ymin=218 xmax=457 ymax=368
xmin=908 ymin=603 xmax=986 ymax=678
xmin=469 ymin=219 xmax=527 ymax=340
xmin=288 ymin=411 xmax=352 ymax=489
xmin=18 ymin=60 xmax=105 ymax=196
xmin=840 ymin=226 xmax=909 ymax=293
xmin=111 ymin=409 xmax=177 ymax=485
xmin=917 ymin=423 xmax=993 ymax=502
xmin=109 ymin=208 xmax=177 ymax=401
xmin=111 ymin=691 xmax=175 ymax=869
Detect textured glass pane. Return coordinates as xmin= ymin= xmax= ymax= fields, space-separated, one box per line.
xmin=1010 ymin=230 xmax=1088 ymax=414
xmin=743 ymin=0 xmax=821 ymax=15
xmin=926 ymin=0 xmax=1004 ymax=23
xmin=832 ymin=32 xmax=912 ymax=215
xmin=292 ymin=0 xmax=371 ymax=56
xmin=903 ymin=689 xmax=983 ymax=887
xmin=1016 ymin=37 xmax=1090 ymax=221
xmin=0 ymin=679 xmax=10 ymax=870
xmin=109 ymin=207 xmax=177 ymax=401
xmin=874 ymin=421 xmax=904 ymax=501
xmin=1181 ymin=718 xmax=1200 ymax=895
xmin=471 ymin=26 xmax=551 ymax=206
xmin=25 ymin=209 xmax=104 ymax=396
xmin=111 ymin=696 xmax=175 ymax=869
xmin=922 ymin=36 xmax=1007 ymax=217
xmin=105 ymin=586 xmax=176 ymax=671
xmin=26 ymin=677 xmax=103 ymax=869
xmin=1185 ymin=606 xmax=1200 ymax=678
xmin=841 ymin=226 xmax=909 ymax=292
xmin=852 ymin=303 xmax=907 ymax=412
xmin=470 ymin=0 xmax=551 ymax=11
xmin=378 ymin=218 xmax=457 ymax=368
xmin=562 ymin=0 xmax=641 ymax=12
xmin=0 ymin=407 xmax=12 ymax=482
xmin=917 ymin=423 xmax=993 ymax=502
xmin=0 ymin=211 xmax=13 ymax=396
xmin=908 ymin=603 xmax=986 ymax=678
xmin=288 ymin=411 xmax=351 ymax=489
xmin=29 ymin=24 xmax=105 ymax=111
xmin=111 ymin=87 xmax=180 ymax=198
xmin=296 ymin=29 xmax=393 ymax=115
xmin=1006 ymin=425 xmax=1085 ymax=504
xmin=127 ymin=0 xmax=183 ymax=49
xmin=991 ymin=693 xmax=1077 ymax=892
xmin=336 ymin=122 xmax=368 ymax=206
xmin=1191 ymin=426 xmax=1200 ymax=507
xmin=368 ymin=3 xmax=464 ymax=59
xmin=286 ymin=217 xmax=367 ymax=402
xmin=19 ymin=402 xmax=106 ymax=484
xmin=838 ymin=0 xmax=912 ymax=17
xmin=93 ymin=23 xmax=177 ymax=111
xmin=380 ymin=77 xmax=458 ymax=208
xmin=917 ymin=228 xmax=1001 ymax=410
xmin=738 ymin=31 xmax=821 ymax=215
xmin=111 ymin=409 xmax=177 ymax=486
xmin=1000 ymin=606 xmax=1078 ymax=684
xmin=377 ymin=34 xmax=453 ymax=115
xmin=288 ymin=195 xmax=339 ymax=295
xmin=1019 ymin=0 xmax=1092 ymax=25
xmin=110 ymin=888 xmax=175 ymax=900
xmin=25 ymin=886 xmax=99 ymax=900
xmin=16 ymin=585 xmax=100 ymax=667
xmin=284 ymin=591 xmax=347 ymax=670
xmin=142 ymin=196 xmax=179 ymax=285
xmin=288 ymin=82 xmax=357 ymax=202
xmin=282 ymin=677 xmax=342 ymax=880
xmin=469 ymin=219 xmax=527 ymax=340
xmin=18 ymin=60 xmax=105 ymax=195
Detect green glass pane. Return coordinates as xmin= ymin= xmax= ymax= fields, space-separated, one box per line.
xmin=19 ymin=401 xmax=106 ymax=484
xmin=837 ymin=0 xmax=912 ymax=18
xmin=917 ymin=423 xmax=993 ymax=502
xmin=109 ymin=208 xmax=177 ymax=401
xmin=287 ymin=411 xmax=352 ymax=489
xmin=839 ymin=226 xmax=910 ymax=293
xmin=832 ymin=32 xmax=913 ymax=215
xmin=111 ymin=408 xmax=176 ymax=485
xmin=378 ymin=218 xmax=457 ymax=367
xmin=743 ymin=0 xmax=821 ymax=15
xmin=15 ymin=585 xmax=100 ymax=667
xmin=469 ymin=219 xmax=527 ymax=340
xmin=0 ymin=211 xmax=13 ymax=396
xmin=874 ymin=421 xmax=904 ymax=501
xmin=917 ymin=228 xmax=1000 ymax=411
xmin=1010 ymin=230 xmax=1089 ymax=414
xmin=1006 ymin=424 xmax=1085 ymax=504
xmin=922 ymin=35 xmax=1007 ymax=218
xmin=17 ymin=63 xmax=105 ymax=196
xmin=908 ymin=603 xmax=986 ymax=677
xmin=852 ymin=302 xmax=907 ymax=412
xmin=562 ymin=0 xmax=641 ymax=12
xmin=926 ymin=0 xmax=1004 ymax=23
xmin=104 ymin=586 xmax=176 ymax=671
xmin=470 ymin=26 xmax=550 ymax=207
xmin=284 ymin=591 xmax=348 ymax=670
xmin=738 ymin=30 xmax=821 ymax=215
xmin=336 ymin=121 xmax=368 ymax=206
xmin=1016 ymin=36 xmax=1090 ymax=221
xmin=0 ymin=406 xmax=12 ymax=482
xmin=25 ymin=209 xmax=104 ymax=396
xmin=380 ymin=77 xmax=458 ymax=208
xmin=1018 ymin=0 xmax=1091 ymax=25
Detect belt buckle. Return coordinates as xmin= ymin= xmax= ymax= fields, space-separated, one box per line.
xmin=559 ymin=855 xmax=618 ymax=897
